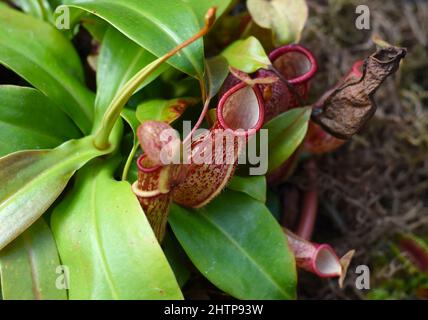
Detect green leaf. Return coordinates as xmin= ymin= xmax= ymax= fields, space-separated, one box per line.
xmin=0 ymin=86 xmax=81 ymax=157
xmin=222 ymin=36 xmax=271 ymax=73
xmin=0 ymin=219 xmax=67 ymax=300
xmin=169 ymin=190 xmax=296 ymax=300
xmin=247 ymin=0 xmax=308 ymax=45
xmin=228 ymin=175 xmax=267 ymax=203
xmin=163 ymin=232 xmax=191 ymax=288
xmin=64 ymin=0 xmax=204 ymax=78
xmin=264 ymin=107 xmax=310 ymax=173
xmin=0 ymin=6 xmax=94 ymax=134
xmin=51 ymin=159 xmax=183 ymax=300
xmin=11 ymin=0 xmax=53 ymax=21
xmin=94 ymin=26 xmax=168 ymax=129
xmin=136 ymin=98 xmax=198 ymax=124
xmin=205 ymin=55 xmax=230 ymax=99
xmin=181 ymin=0 xmax=232 ymax=26
xmin=0 ymin=135 xmax=116 ymax=251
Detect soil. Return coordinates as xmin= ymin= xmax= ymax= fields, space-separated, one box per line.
xmin=292 ymin=0 xmax=428 ymax=299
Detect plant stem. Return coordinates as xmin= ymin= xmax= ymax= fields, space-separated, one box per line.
xmin=183 ymin=97 xmax=211 ymax=145
xmin=93 ymin=7 xmax=217 ymax=150
xmin=296 ymin=159 xmax=318 ymax=240
xmin=121 ymin=143 xmax=139 ymax=181
xmin=37 ymin=0 xmax=49 ymax=21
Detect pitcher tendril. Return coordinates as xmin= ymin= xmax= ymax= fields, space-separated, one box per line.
xmin=93 ymin=7 xmax=217 ymax=150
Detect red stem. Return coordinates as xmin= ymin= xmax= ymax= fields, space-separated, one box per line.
xmin=296 ymin=159 xmax=318 ymax=240
xmin=182 ymin=98 xmax=211 ymax=146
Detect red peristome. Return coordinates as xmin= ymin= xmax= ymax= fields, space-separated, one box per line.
xmin=217 ymin=82 xmax=265 ymax=137
xmin=257 ymin=45 xmax=319 ymax=184
xmin=257 ymin=44 xmax=318 ymax=121
xmin=284 ymin=229 xmax=354 ymax=284
xmin=134 ymin=83 xmax=265 ymax=238
xmin=220 ymin=44 xmax=318 ymax=123
xmin=285 ymin=229 xmax=341 ymax=278
xmin=173 ymin=83 xmax=265 ymax=208
xmin=268 ymin=44 xmax=318 ymax=85
xmin=133 ymin=155 xmax=178 ymax=241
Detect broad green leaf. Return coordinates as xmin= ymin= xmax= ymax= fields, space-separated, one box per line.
xmin=0 ymin=219 xmax=67 ymax=300
xmin=264 ymin=107 xmax=310 ymax=173
xmin=0 ymin=86 xmax=81 ymax=157
xmin=247 ymin=0 xmax=308 ymax=45
xmin=94 ymin=26 xmax=168 ymax=129
xmin=181 ymin=0 xmax=232 ymax=26
xmin=0 ymin=6 xmax=94 ymax=134
xmin=222 ymin=36 xmax=271 ymax=73
xmin=11 ymin=0 xmax=53 ymax=21
xmin=64 ymin=0 xmax=204 ymax=78
xmin=228 ymin=175 xmax=267 ymax=203
xmin=136 ymin=98 xmax=198 ymax=124
xmin=169 ymin=190 xmax=296 ymax=300
xmin=205 ymin=55 xmax=229 ymax=99
xmin=51 ymin=159 xmax=183 ymax=300
xmin=0 ymin=134 xmax=117 ymax=251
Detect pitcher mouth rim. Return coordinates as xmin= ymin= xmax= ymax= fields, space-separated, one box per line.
xmin=269 ymin=44 xmax=318 ymax=85
xmin=216 ymin=82 xmax=265 ymax=137
xmin=137 ymin=154 xmax=163 ymax=173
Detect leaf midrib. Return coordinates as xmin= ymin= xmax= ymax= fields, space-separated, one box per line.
xmin=89 ymin=174 xmax=120 ymax=299
xmin=0 ymin=119 xmax=67 ymax=144
xmin=0 ymin=143 xmax=99 ymax=210
xmin=197 ymin=208 xmax=291 ymax=299
xmin=69 ymin=0 xmax=202 ymax=76
xmin=96 ymin=48 xmax=145 ymax=112
xmin=22 ymin=231 xmax=42 ymax=300
xmin=0 ymin=43 xmax=92 ymax=129
xmin=118 ymin=49 xmax=146 ymax=91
